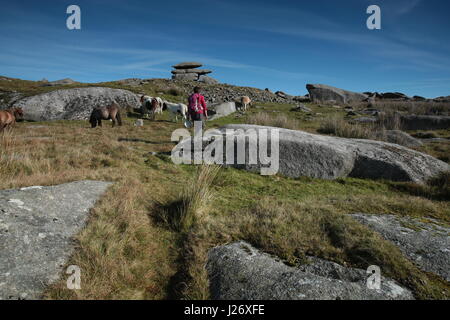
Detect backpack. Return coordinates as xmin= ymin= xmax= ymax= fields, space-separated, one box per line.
xmin=188 ymin=93 xmax=203 ymax=114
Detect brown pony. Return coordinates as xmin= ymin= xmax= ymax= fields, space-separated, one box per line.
xmin=0 ymin=107 xmax=24 ymax=132
xmin=89 ymin=102 xmax=122 ymax=128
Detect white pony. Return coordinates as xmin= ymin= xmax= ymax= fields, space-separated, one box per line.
xmin=163 ymin=101 xmax=188 ymax=122
xmin=153 ymin=97 xmax=164 ymax=114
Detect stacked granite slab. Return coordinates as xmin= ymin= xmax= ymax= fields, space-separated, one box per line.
xmin=171 ymin=62 xmax=218 ymax=83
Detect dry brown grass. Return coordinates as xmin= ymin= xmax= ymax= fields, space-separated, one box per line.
xmin=247 ymin=112 xmax=300 ymax=130
xmin=0 ymin=119 xmax=185 ymax=299
xmin=318 ymin=116 xmax=377 ymax=139
xmin=2 ymin=111 xmax=449 ymax=300
xmin=318 ymin=114 xmax=418 ymax=147
xmin=348 ymin=100 xmax=450 ymax=116
xmin=377 ymin=110 xmax=402 ymax=130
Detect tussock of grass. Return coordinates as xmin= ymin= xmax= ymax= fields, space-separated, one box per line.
xmin=247 ymin=112 xmax=300 ymax=130
xmin=156 ymin=165 xmax=220 ymax=233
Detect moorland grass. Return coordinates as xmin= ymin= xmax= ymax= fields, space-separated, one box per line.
xmin=1 ymin=100 xmax=449 ymax=300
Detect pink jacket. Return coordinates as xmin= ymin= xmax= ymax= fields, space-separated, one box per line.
xmin=188 ymin=93 xmax=207 ymax=114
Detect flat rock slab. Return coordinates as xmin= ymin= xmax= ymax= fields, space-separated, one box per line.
xmin=351 ymin=214 xmax=450 ymax=282
xmin=172 ymin=62 xmax=203 ymax=69
xmin=207 ymin=241 xmax=414 ymax=300
xmin=0 ymin=180 xmax=112 ymax=300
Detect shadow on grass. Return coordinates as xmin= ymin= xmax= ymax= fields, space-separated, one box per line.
xmin=147 ymin=200 xmax=193 ymax=300
xmin=388 ymin=171 xmax=450 ymax=202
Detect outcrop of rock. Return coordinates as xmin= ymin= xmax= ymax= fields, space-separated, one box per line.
xmin=291 ymin=104 xmax=312 ymax=113
xmin=351 ymin=214 xmax=450 ymax=281
xmin=400 ymin=115 xmax=450 ymax=131
xmin=13 ymin=87 xmax=141 ymax=121
xmin=364 ymin=92 xmax=383 ymax=99
xmin=172 ymin=69 xmax=212 ymax=75
xmin=377 ymin=130 xmax=423 ymax=148
xmin=115 ymin=78 xmax=150 ymax=86
xmin=433 ymin=96 xmax=450 ymax=103
xmin=293 ymin=95 xmax=311 ymax=103
xmin=206 ymin=241 xmax=414 ymax=300
xmin=275 ymin=91 xmax=292 ymax=100
xmin=380 ymin=92 xmax=410 ymax=100
xmin=171 ymin=62 xmax=219 ymax=83
xmin=172 ymin=73 xmax=198 ymax=81
xmin=172 ymin=62 xmax=203 ymax=69
xmin=0 ymin=181 xmax=112 ymax=300
xmin=173 ymin=124 xmax=449 ymax=183
xmin=146 ymin=79 xmax=296 ymax=104
xmin=207 ymin=102 xmax=237 ymax=120
xmin=198 ymin=75 xmax=219 ymax=84
xmin=0 ymin=90 xmax=24 ymax=107
xmin=42 ymin=78 xmax=77 ymax=87
xmin=306 ymin=84 xmax=368 ymax=104
xmin=193 ymin=82 xmax=294 ymax=104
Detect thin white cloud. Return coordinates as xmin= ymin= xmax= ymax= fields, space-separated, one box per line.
xmin=397 ymin=0 xmax=422 ymax=15
xmin=57 ymin=44 xmax=325 ymax=81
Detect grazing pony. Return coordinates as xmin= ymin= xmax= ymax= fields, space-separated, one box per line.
xmin=89 ymin=102 xmax=122 ymax=128
xmin=149 ymin=97 xmax=161 ymax=120
xmin=140 ymin=95 xmax=152 ymax=118
xmin=140 ymin=95 xmax=163 ymax=118
xmin=240 ymin=96 xmax=252 ymax=112
xmin=163 ymin=101 xmax=188 ymax=122
xmin=154 ymin=97 xmax=163 ymax=114
xmin=0 ymin=107 xmax=23 ymax=132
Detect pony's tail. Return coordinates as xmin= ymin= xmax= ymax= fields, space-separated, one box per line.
xmin=116 ymin=110 xmax=123 ymax=126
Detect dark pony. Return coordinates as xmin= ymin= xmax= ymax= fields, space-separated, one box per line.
xmin=89 ymin=102 xmax=122 ymax=128
xmin=0 ymin=107 xmax=24 ymax=132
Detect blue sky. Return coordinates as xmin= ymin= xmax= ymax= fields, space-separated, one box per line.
xmin=1 ymin=0 xmax=449 ymax=98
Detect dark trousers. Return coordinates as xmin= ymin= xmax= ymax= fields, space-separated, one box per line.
xmin=190 ymin=112 xmax=206 ymax=132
